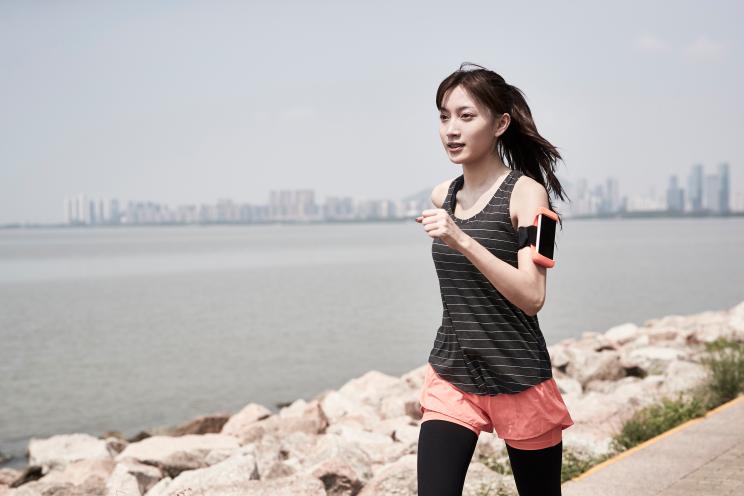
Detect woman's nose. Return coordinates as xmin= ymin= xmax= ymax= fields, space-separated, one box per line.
xmin=445 ymin=122 xmax=460 ymax=135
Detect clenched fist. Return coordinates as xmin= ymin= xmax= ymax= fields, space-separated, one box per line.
xmin=416 ymin=209 xmax=469 ymax=251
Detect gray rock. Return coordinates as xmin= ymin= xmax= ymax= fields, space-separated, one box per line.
xmin=145 ymin=473 xmax=325 ymax=496
xmin=29 ymin=434 xmax=114 ymax=474
xmin=115 ymin=434 xmax=239 ymax=478
xmin=358 ymin=454 xmax=417 ymax=495
xmin=143 ymin=446 xmax=258 ymax=496
xmin=106 ymin=458 xmax=162 ymax=495
xmin=220 ymin=403 xmax=273 ymax=438
xmin=463 ymin=462 xmax=516 ymax=496
xmin=565 ymin=348 xmax=626 ymax=387
xmin=604 ymin=322 xmax=642 ymax=345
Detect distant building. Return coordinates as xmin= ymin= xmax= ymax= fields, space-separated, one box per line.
xmin=63 ymin=195 xmax=75 ymax=224
xmin=687 ymin=163 xmax=704 ymax=212
xmin=605 ymin=177 xmax=620 ymax=212
xmin=216 ymin=198 xmax=241 ymax=222
xmin=666 ymin=175 xmax=685 ymax=212
xmin=718 ymin=162 xmax=730 ymax=213
xmin=324 ymin=196 xmax=355 ymax=220
xmin=108 ymin=198 xmax=120 ymax=224
xmin=704 ymin=168 xmax=724 ymax=214
xmin=269 ymin=189 xmax=320 ymax=221
xmin=63 ymin=193 xmax=91 ymax=224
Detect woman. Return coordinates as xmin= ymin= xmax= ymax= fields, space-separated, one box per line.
xmin=415 ymin=63 xmax=574 ymax=496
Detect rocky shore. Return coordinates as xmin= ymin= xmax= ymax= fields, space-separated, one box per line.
xmin=2 ymin=300 xmax=743 ymax=496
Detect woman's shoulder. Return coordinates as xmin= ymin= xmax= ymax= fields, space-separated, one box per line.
xmin=430 ymin=176 xmax=459 ymax=209
xmin=510 ymin=172 xmax=550 ymax=224
xmin=511 ymin=171 xmax=547 ymax=199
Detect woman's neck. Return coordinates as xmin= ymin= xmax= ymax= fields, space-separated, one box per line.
xmin=460 ymin=157 xmax=511 ymax=194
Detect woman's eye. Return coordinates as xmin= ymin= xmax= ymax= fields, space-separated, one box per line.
xmin=461 ymin=113 xmax=473 ymax=119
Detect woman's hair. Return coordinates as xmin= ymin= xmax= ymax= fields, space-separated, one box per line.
xmin=436 ymin=62 xmax=570 ymax=227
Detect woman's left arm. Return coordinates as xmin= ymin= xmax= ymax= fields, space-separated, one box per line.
xmin=454 ymin=178 xmax=549 ymax=316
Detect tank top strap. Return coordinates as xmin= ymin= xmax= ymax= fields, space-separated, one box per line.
xmin=501 ymin=168 xmax=522 ymax=197
xmin=443 ymin=175 xmax=464 ymax=212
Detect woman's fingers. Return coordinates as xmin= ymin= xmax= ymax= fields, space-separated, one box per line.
xmin=418 ymin=209 xmax=444 ymax=223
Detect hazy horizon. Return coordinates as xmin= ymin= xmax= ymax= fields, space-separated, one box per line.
xmin=1 ymin=0 xmax=742 ymax=224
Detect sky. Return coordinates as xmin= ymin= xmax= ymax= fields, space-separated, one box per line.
xmin=1 ymin=0 xmax=742 ymax=224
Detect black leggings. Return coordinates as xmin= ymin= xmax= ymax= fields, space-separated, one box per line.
xmin=417 ymin=419 xmax=563 ymax=496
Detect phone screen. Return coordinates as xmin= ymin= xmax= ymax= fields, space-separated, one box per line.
xmin=536 ymin=214 xmax=556 ymax=260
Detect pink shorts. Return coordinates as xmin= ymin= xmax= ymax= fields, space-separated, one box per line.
xmin=419 ymin=362 xmax=574 ymax=450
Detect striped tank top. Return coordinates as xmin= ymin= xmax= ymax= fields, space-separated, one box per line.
xmin=427 ymin=167 xmax=554 ymax=395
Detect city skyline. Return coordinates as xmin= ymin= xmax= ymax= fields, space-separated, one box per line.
xmin=4 ymin=156 xmax=740 ymax=226
xmin=1 ymin=2 xmax=742 ymax=225
xmin=23 ymin=160 xmax=736 ymax=228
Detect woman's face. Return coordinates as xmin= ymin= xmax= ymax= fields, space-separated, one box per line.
xmin=439 ymin=85 xmax=503 ymax=164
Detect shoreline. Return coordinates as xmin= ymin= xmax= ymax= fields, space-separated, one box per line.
xmin=2 ymin=211 xmax=744 ymax=230
xmin=2 ymin=300 xmax=743 ymax=494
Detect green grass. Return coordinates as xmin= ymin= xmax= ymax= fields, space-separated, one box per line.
xmin=610 ymin=393 xmax=707 ymax=452
xmin=562 ymin=337 xmax=744 ymax=482
xmin=610 ymin=337 xmax=744 ymax=453
xmin=472 ymin=338 xmax=744 ymax=488
xmin=479 ymin=451 xmax=512 ymax=476
xmin=561 ymin=446 xmax=615 ymax=483
xmin=478 ymin=444 xmax=613 ymax=486
xmin=473 ymin=450 xmax=516 ymax=495
xmin=700 ymin=337 xmax=744 ymax=408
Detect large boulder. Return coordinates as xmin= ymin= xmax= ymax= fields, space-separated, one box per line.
xmin=622 ymin=346 xmax=688 ymax=375
xmin=357 ymin=454 xmax=417 ymax=496
xmin=604 ymin=322 xmax=642 ymax=346
xmin=335 ymin=371 xmax=417 ymax=420
xmin=658 ymin=360 xmax=710 ymax=399
xmin=564 ymin=348 xmax=626 ymax=387
xmin=115 ymin=433 xmax=240 ymax=478
xmin=164 ymin=413 xmax=232 ymax=436
xmin=142 ymin=445 xmax=259 ymax=496
xmin=28 ymin=433 xmax=114 ymax=474
xmin=220 ymin=403 xmax=273 ymax=437
xmin=298 ymin=432 xmax=374 ymax=485
xmin=106 ymin=458 xmax=163 ymax=495
xmin=7 ymin=459 xmax=116 ymax=496
xmin=146 ymin=472 xmax=325 ymax=496
xmin=222 ymin=400 xmax=327 ymax=446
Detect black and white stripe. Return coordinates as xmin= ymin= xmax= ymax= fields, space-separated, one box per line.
xmin=426 ymin=168 xmax=553 ymax=395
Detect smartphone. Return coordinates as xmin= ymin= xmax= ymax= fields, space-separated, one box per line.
xmin=533 ymin=207 xmax=558 ymax=268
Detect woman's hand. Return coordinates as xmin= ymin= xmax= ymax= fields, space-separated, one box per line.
xmin=416 ymin=209 xmax=470 ymax=251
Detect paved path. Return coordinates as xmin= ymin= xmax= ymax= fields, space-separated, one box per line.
xmin=562 ymin=394 xmax=744 ymax=496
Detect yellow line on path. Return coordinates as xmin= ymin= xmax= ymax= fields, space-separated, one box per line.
xmin=567 ymin=393 xmax=744 ymax=482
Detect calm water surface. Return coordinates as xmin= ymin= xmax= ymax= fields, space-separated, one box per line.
xmin=1 ymin=217 xmax=743 ymax=467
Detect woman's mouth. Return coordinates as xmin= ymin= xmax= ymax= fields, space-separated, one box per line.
xmin=448 ymin=143 xmax=465 ymax=153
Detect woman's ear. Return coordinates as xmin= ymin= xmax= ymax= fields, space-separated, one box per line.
xmin=494 ymin=113 xmax=510 ymax=138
